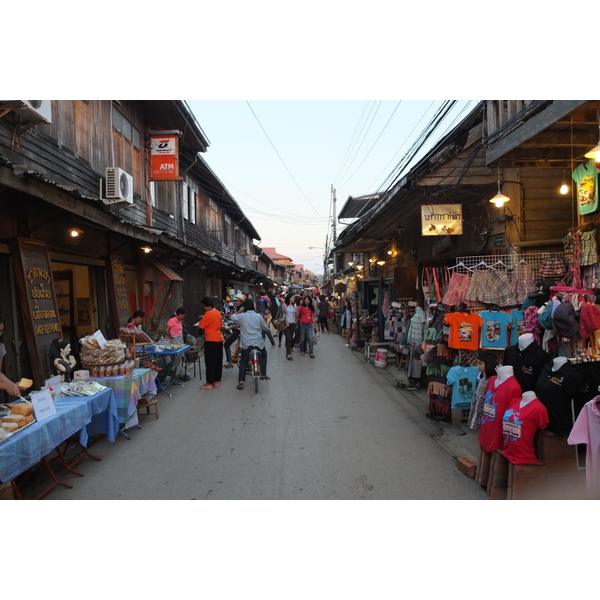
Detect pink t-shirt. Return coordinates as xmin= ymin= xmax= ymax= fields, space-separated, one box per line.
xmin=568 ymin=398 xmax=600 ymax=498
xmin=167 ymin=316 xmax=183 ymax=338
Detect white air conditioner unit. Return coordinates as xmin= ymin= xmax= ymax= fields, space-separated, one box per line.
xmin=0 ymin=100 xmax=53 ymax=123
xmin=105 ymin=167 xmax=134 ymax=204
xmin=242 ymin=248 xmax=250 ymax=255
xmin=251 ymin=254 xmax=259 ymax=262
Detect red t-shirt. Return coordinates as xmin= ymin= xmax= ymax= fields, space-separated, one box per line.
xmin=445 ymin=312 xmax=483 ymax=351
xmin=501 ymin=396 xmax=549 ymax=465
xmin=478 ymin=375 xmax=522 ymax=453
xmin=297 ymin=306 xmax=315 ymax=324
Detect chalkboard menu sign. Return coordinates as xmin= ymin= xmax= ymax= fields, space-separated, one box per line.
xmin=107 ymin=254 xmax=131 ymax=333
xmin=11 ymin=237 xmax=63 ymax=389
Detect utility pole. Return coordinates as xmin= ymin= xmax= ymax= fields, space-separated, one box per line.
xmin=332 ymin=185 xmax=337 ymax=243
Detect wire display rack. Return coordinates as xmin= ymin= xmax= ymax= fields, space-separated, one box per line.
xmin=454 ymin=252 xmax=565 ymax=280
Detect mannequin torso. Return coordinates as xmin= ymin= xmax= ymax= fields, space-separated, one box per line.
xmin=520 ymin=390 xmax=537 ymax=408
xmin=495 ymin=365 xmax=514 ymax=387
xmin=518 ymin=333 xmax=534 ymax=351
xmin=552 ymin=357 xmax=568 ymax=371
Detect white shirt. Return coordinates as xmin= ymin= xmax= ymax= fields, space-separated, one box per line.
xmin=285 ymin=303 xmax=298 ymax=324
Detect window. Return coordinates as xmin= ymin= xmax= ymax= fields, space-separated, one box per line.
xmin=150 ymin=182 xmax=156 ymax=207
xmin=189 ymin=187 xmax=196 ymax=224
xmin=112 ymin=104 xmax=142 ymax=198
xmin=182 ymin=182 xmax=189 ymax=220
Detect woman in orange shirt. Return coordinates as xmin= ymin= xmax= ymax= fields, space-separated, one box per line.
xmin=198 ymin=296 xmax=225 ymax=390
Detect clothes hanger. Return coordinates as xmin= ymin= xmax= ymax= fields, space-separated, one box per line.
xmin=448 ymin=261 xmax=472 ymax=272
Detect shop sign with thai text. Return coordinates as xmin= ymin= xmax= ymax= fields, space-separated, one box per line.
xmin=11 ymin=237 xmax=63 ymax=388
xmin=421 ymin=204 xmax=463 ymax=236
xmin=107 ymin=255 xmax=131 ymax=333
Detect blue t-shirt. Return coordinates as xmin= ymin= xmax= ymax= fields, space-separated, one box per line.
xmin=446 ymin=365 xmax=480 ymax=409
xmin=509 ymin=309 xmax=524 ymax=346
xmin=479 ymin=310 xmax=513 ymax=349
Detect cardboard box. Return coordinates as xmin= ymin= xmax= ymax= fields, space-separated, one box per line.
xmin=544 ymin=458 xmax=578 ymax=475
xmin=456 ymin=456 xmax=477 ymax=478
xmin=476 ymin=446 xmax=492 ymax=488
xmin=487 ymin=450 xmax=509 ymax=499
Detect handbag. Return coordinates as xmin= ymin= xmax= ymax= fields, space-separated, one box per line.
xmin=277 ymin=316 xmax=288 ymax=331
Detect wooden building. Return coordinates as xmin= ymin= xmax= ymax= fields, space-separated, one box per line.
xmin=0 ymin=100 xmax=268 ymax=389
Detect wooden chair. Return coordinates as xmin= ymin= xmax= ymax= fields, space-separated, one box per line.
xmin=136 ymin=394 xmax=158 ymax=420
xmin=182 ymin=346 xmax=201 ymax=378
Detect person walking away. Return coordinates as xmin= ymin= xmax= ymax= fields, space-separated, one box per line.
xmin=257 ymin=291 xmax=270 ymax=315
xmin=298 ymin=296 xmax=317 ymax=358
xmin=327 ymin=295 xmax=336 ymax=332
xmin=283 ymin=293 xmax=298 ymax=360
xmin=230 ymin=298 xmax=268 ymax=389
xmin=317 ymin=295 xmax=329 ymax=334
xmin=262 ymin=307 xmax=276 ymax=348
xmin=341 ymin=299 xmax=353 ymax=347
xmin=223 ymin=294 xmax=245 ymax=367
xmin=198 ymin=297 xmax=225 ymax=390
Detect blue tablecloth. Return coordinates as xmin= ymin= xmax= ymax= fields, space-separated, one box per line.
xmin=0 ymin=387 xmax=118 ymax=483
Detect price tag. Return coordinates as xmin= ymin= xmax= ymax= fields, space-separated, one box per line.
xmin=92 ymin=329 xmax=107 ymax=350
xmin=483 ymin=403 xmax=496 ymax=419
xmin=502 ymin=421 xmax=522 ymax=439
xmin=30 ymin=390 xmax=57 ymax=422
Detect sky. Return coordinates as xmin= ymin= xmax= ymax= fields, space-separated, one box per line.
xmin=187 ymin=99 xmax=479 ymax=274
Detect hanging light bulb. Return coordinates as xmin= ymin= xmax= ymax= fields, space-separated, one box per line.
xmin=559 ymin=168 xmax=569 ymax=195
xmin=490 ymin=166 xmax=509 ymax=207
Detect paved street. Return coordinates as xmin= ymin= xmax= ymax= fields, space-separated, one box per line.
xmin=32 ymin=332 xmax=487 ymax=500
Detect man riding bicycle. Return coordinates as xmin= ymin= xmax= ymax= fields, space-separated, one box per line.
xmin=229 ymin=298 xmax=269 ymax=390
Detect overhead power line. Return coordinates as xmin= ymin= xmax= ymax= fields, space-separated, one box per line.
xmin=245 ymin=101 xmax=324 ymax=220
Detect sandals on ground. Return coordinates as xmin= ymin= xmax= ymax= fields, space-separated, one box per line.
xmin=309 ymin=354 xmax=315 ymax=358
xmin=236 ymin=382 xmax=244 ymax=390
xmin=260 ymin=376 xmax=270 ymax=381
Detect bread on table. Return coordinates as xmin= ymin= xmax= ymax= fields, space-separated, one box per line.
xmin=2 ymin=414 xmax=26 ymax=427
xmin=10 ymin=403 xmax=34 ymax=417
xmin=23 ymin=415 xmax=35 ymax=424
xmin=1 ymin=422 xmax=19 ymax=433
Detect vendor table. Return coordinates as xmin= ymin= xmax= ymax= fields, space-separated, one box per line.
xmin=88 ymin=368 xmax=157 ymax=436
xmin=151 ymin=345 xmax=190 ymax=396
xmin=0 ymin=387 xmax=118 ymax=489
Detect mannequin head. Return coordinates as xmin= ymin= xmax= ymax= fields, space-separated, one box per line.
xmin=518 ymin=333 xmax=534 ymax=350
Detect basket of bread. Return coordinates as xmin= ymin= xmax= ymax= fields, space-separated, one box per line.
xmin=0 ymin=401 xmax=36 ymax=444
xmin=79 ymin=335 xmax=126 ymax=367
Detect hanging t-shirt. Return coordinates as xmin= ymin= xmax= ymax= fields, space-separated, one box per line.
xmin=479 ymin=310 xmax=513 ymax=349
xmin=535 ymin=362 xmax=582 ymax=435
xmin=445 ymin=312 xmax=483 ymax=351
xmin=568 ymin=398 xmax=600 ymax=498
xmin=446 ymin=365 xmax=480 ymax=409
xmin=479 ymin=375 xmax=522 ymax=453
xmin=508 ymin=309 xmax=525 ymax=346
xmin=502 ymin=396 xmax=549 ymax=465
xmin=573 ymin=159 xmax=599 ymax=216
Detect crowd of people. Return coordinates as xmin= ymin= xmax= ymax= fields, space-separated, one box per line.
xmin=0 ymin=290 xmax=357 ymax=403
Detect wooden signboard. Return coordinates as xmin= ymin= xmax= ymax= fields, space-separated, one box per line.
xmin=107 ymin=254 xmax=130 ymax=334
xmin=11 ymin=237 xmax=63 ymax=389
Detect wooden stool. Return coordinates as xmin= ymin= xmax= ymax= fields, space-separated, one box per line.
xmin=137 ymin=395 xmax=158 ymax=420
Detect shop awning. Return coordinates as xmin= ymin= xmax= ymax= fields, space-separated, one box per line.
xmin=147 ymin=258 xmax=183 ymax=281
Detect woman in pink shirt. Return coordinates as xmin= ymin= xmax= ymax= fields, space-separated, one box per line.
xmin=166 ymin=307 xmax=186 ymax=341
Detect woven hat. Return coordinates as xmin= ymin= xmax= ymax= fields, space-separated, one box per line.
xmin=234 ymin=293 xmax=245 ymax=302
xmin=552 ymin=302 xmax=579 ymax=338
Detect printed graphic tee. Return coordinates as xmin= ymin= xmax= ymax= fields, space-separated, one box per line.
xmin=479 ymin=310 xmax=513 ymax=349
xmin=508 ymin=309 xmax=525 ymax=346
xmin=478 ymin=375 xmax=522 ymax=453
xmin=446 ymin=365 xmax=480 ymax=409
xmin=502 ymin=396 xmax=549 ymax=465
xmin=445 ymin=312 xmax=483 ymax=351
xmin=573 ymin=159 xmax=599 ymax=216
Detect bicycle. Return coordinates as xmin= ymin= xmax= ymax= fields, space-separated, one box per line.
xmin=248 ymin=345 xmax=261 ymax=393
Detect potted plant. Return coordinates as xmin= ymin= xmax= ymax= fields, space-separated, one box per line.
xmin=396 ymin=377 xmax=406 ymax=389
